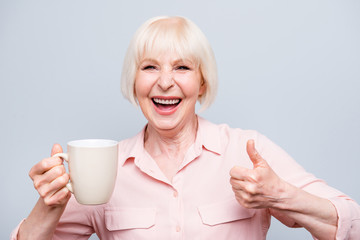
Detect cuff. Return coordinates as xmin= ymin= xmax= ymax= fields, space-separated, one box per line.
xmin=329 ymin=197 xmax=357 ymax=240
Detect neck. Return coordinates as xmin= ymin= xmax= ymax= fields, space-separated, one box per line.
xmin=144 ymin=115 xmax=198 ymax=159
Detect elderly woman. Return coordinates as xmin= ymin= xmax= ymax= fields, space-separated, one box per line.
xmin=12 ymin=16 xmax=360 ymax=240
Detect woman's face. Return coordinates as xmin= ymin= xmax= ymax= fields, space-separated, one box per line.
xmin=135 ymin=53 xmax=205 ymax=132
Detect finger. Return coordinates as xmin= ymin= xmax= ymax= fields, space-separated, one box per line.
xmin=230 ymin=177 xmax=258 ymax=195
xmin=233 ymin=187 xmax=269 ymax=209
xmin=246 ymin=139 xmax=264 ymax=168
xmin=51 ymin=143 xmax=63 ymax=157
xmin=230 ymin=177 xmax=245 ymax=190
xmin=33 ymin=165 xmax=66 ymax=190
xmin=47 ymin=173 xmax=70 ymax=196
xmin=44 ymin=186 xmax=71 ymax=206
xmin=29 ymin=157 xmax=64 ymax=179
xmin=230 ymin=166 xmax=258 ymax=183
xmin=229 ymin=166 xmax=253 ymax=180
xmin=37 ymin=172 xmax=69 ymax=199
xmin=233 ymin=189 xmax=256 ymax=208
xmin=30 ymin=144 xmax=64 ymax=179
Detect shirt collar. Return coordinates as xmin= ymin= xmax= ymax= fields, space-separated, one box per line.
xmin=119 ymin=126 xmax=146 ymax=166
xmin=120 ymin=116 xmax=222 ymax=166
xmin=197 ymin=116 xmax=222 ymax=155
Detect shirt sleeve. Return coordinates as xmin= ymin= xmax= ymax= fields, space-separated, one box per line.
xmin=256 ymin=132 xmax=360 ymax=240
xmin=9 ymin=197 xmax=96 ymax=240
xmin=330 ymin=197 xmax=360 ymax=240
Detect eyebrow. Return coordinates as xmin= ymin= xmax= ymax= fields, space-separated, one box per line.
xmin=139 ymin=58 xmax=158 ymax=64
xmin=139 ymin=58 xmax=194 ymax=65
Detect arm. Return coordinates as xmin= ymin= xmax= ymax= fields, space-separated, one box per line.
xmin=268 ymin=181 xmax=338 ymax=238
xmin=230 ymin=140 xmax=339 ymax=240
xmin=17 ymin=144 xmax=71 ymax=240
xmin=18 ymin=196 xmax=69 ymax=240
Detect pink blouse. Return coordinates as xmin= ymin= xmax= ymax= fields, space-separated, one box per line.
xmin=11 ymin=117 xmax=360 ymax=239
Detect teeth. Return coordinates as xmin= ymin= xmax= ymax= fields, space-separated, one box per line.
xmin=153 ymin=98 xmax=180 ymax=105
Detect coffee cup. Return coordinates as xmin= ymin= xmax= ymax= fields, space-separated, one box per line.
xmin=54 ymin=139 xmax=118 ymax=205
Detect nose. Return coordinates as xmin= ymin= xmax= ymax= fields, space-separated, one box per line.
xmin=157 ymin=70 xmax=174 ymax=91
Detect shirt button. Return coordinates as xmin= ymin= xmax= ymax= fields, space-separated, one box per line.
xmin=173 ymin=191 xmax=178 ymax=198
xmin=176 ymin=225 xmax=181 ymax=232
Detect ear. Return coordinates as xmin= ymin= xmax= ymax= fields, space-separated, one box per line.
xmin=133 ymin=87 xmax=137 ymax=98
xmin=132 ymin=85 xmax=139 ymax=106
xmin=198 ymin=78 xmax=206 ymax=96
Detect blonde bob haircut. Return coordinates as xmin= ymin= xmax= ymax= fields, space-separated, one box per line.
xmin=121 ymin=16 xmax=218 ymax=111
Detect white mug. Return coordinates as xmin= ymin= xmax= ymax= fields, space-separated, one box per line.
xmin=54 ymin=139 xmax=118 ymax=205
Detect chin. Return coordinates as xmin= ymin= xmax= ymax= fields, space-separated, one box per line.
xmin=153 ymin=119 xmax=179 ymax=131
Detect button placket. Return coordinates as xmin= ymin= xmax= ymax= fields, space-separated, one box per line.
xmin=170 ymin=172 xmax=184 ymax=237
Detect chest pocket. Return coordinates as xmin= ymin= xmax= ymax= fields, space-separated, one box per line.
xmin=198 ymin=198 xmax=255 ymax=226
xmin=105 ymin=207 xmax=156 ymax=231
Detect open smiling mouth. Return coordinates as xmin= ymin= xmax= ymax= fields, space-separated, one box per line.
xmin=152 ymin=98 xmax=181 ymax=112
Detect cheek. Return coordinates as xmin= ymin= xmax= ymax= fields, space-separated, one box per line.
xmin=135 ymin=76 xmax=153 ymax=98
xmin=176 ymin=75 xmax=203 ymax=97
xmin=134 ymin=80 xmax=143 ymax=98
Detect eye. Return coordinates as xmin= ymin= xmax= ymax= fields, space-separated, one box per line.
xmin=176 ymin=65 xmax=190 ymax=70
xmin=142 ymin=65 xmax=156 ymax=71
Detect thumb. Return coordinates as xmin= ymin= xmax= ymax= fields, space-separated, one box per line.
xmin=51 ymin=143 xmax=63 ymax=157
xmin=246 ymin=139 xmax=264 ymax=168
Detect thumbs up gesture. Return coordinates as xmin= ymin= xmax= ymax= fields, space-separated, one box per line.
xmin=230 ymin=139 xmax=288 ymax=209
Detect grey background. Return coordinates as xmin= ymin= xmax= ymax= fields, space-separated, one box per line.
xmin=1 ymin=0 xmax=359 ymax=239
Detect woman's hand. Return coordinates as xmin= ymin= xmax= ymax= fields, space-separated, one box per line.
xmin=18 ymin=144 xmax=72 ymax=239
xmin=230 ymin=139 xmax=338 ymax=239
xmin=230 ymin=139 xmax=289 ymax=209
xmin=29 ymin=144 xmax=71 ymax=206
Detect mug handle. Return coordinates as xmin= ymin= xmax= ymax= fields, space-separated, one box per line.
xmin=53 ymin=153 xmax=74 ymax=193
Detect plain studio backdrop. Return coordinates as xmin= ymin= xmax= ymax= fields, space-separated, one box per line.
xmin=1 ymin=0 xmax=359 ymax=239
